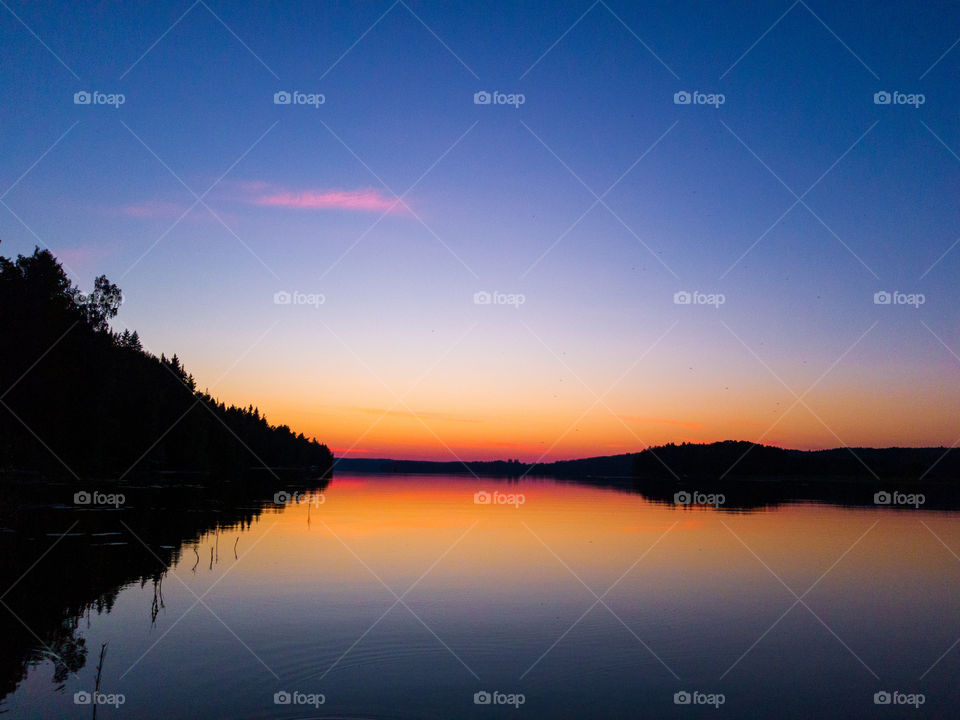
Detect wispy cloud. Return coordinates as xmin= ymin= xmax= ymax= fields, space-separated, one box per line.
xmin=253 ymin=188 xmax=405 ymax=214
xmin=52 ymin=245 xmax=110 ymax=273
xmin=337 ymin=406 xmax=479 ymax=423
xmin=619 ymin=416 xmax=701 ymax=430
xmin=109 ymin=183 xmax=406 ymax=222
xmin=116 ymin=200 xmax=189 ymax=219
xmin=103 ymin=199 xmax=238 ymax=227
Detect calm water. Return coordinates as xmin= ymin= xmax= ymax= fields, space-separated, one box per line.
xmin=4 ymin=473 xmax=960 ymax=718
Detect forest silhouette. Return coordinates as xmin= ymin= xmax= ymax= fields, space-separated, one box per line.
xmin=0 ymin=247 xmax=332 ymax=481
xmin=337 ymin=441 xmax=960 ymax=482
xmin=0 ymin=247 xmax=332 ymax=702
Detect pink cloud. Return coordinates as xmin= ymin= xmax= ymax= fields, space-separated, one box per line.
xmin=49 ymin=243 xmax=121 ymax=277
xmin=116 ymin=200 xmax=188 ymax=219
xmin=52 ymin=246 xmax=101 ymax=271
xmin=254 ymin=188 xmax=405 ymax=214
xmin=104 ymin=199 xmax=239 ymax=226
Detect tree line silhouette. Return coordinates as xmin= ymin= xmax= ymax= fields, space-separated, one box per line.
xmin=0 ymin=248 xmax=332 ymax=480
xmin=633 ymin=440 xmax=960 ymax=480
xmin=338 ymin=441 xmax=960 ymax=482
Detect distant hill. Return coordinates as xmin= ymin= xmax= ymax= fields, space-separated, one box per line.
xmin=635 ymin=441 xmax=960 ymax=481
xmin=330 ymin=452 xmax=640 ymax=477
xmin=336 ymin=441 xmax=960 ymax=482
xmin=334 ymin=458 xmax=530 ymax=475
xmin=334 ymin=454 xmax=636 ymax=477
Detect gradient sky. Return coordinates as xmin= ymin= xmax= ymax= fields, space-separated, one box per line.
xmin=2 ymin=1 xmax=958 ymax=460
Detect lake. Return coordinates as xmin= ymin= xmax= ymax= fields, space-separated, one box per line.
xmin=3 ymin=472 xmax=959 ymax=718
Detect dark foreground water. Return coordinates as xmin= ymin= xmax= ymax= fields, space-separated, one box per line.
xmin=2 ymin=473 xmax=959 ymax=718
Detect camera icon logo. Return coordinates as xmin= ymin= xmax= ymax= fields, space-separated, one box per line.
xmin=274 ymin=690 xmax=291 ymax=704
xmin=274 ymin=91 xmax=291 ymax=105
xmin=873 ymin=91 xmax=891 ymax=105
xmin=474 ymin=491 xmax=491 ymax=505
xmin=473 ymin=290 xmax=492 ymax=305
xmin=274 ymin=291 xmax=291 ymax=305
xmin=674 ymin=491 xmax=692 ymax=505
xmin=74 ymin=491 xmax=92 ymax=505
xmin=874 ymin=691 xmax=891 ymax=705
xmin=673 ymin=91 xmax=691 ymax=105
xmin=74 ymin=91 xmax=91 ymax=105
xmin=674 ymin=690 xmax=692 ymax=705
xmin=874 ymin=491 xmax=891 ymax=505
xmin=474 ymin=91 xmax=491 ymax=105
xmin=474 ymin=691 xmax=492 ymax=704
xmin=873 ymin=291 xmax=891 ymax=305
xmin=74 ymin=691 xmax=92 ymax=705
xmin=673 ymin=291 xmax=691 ymax=305
xmin=274 ymin=491 xmax=293 ymax=505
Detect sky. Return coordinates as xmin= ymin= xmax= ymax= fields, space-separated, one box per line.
xmin=1 ymin=0 xmax=958 ymax=461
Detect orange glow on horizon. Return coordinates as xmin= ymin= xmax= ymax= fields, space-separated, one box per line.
xmin=205 ymin=366 xmax=960 ymax=461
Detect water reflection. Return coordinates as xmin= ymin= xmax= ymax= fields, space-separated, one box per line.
xmin=0 ymin=472 xmax=327 ymax=705
xmin=577 ymin=475 xmax=960 ymax=512
xmin=2 ymin=473 xmax=959 ymax=718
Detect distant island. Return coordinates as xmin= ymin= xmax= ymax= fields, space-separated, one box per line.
xmin=0 ymin=248 xmax=333 ymax=482
xmin=336 ymin=440 xmax=960 ymax=483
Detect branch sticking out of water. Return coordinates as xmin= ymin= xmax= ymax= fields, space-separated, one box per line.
xmin=92 ymin=642 xmax=107 ymax=720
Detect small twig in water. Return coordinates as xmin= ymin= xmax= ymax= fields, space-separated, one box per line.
xmin=92 ymin=642 xmax=107 ymax=720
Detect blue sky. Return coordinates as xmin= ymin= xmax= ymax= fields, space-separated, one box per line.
xmin=2 ymin=0 xmax=958 ymax=458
